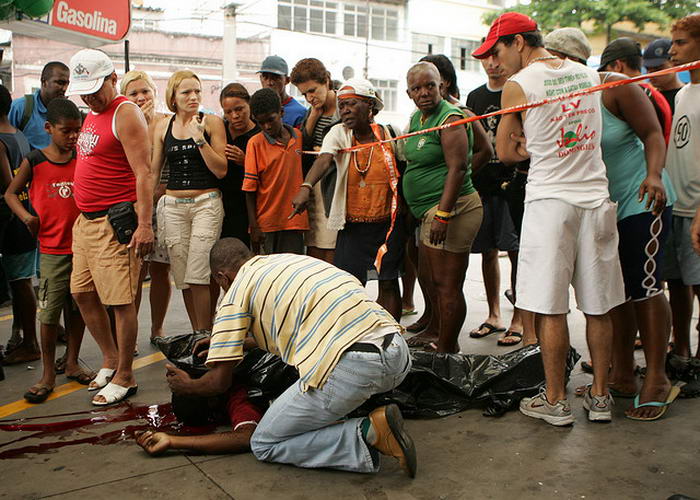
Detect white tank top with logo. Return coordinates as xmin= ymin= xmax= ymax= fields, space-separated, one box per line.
xmin=509 ymin=58 xmax=609 ymax=208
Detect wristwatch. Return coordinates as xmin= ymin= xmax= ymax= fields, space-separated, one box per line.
xmin=194 ymin=137 xmax=206 ymax=148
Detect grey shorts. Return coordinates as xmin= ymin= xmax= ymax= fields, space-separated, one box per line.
xmin=662 ymin=214 xmax=700 ymax=285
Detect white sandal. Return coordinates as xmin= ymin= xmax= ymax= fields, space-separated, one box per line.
xmin=87 ymin=368 xmax=115 ymax=391
xmin=92 ymin=382 xmax=138 ymax=406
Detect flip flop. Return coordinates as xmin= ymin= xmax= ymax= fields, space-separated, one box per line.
xmin=626 ymin=385 xmax=681 ymax=421
xmin=88 ymin=368 xmax=116 ymax=391
xmin=401 ymin=307 xmax=418 ymax=317
xmin=24 ymin=383 xmax=54 ymax=404
xmin=92 ymin=382 xmax=138 ymax=406
xmin=497 ymin=330 xmax=523 ymax=346
xmin=67 ymin=370 xmax=97 ymax=385
xmin=469 ymin=322 xmax=505 ymax=339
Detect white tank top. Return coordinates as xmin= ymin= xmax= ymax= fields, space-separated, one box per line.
xmin=509 ymin=59 xmax=609 ymax=208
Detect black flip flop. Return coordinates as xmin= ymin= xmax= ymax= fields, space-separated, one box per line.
xmin=24 ymin=384 xmax=54 ymax=404
xmin=497 ymin=330 xmax=523 ymax=346
xmin=469 ymin=322 xmax=505 ymax=339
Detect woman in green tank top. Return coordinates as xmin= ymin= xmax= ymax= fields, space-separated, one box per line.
xmin=401 ymin=62 xmax=484 ymax=354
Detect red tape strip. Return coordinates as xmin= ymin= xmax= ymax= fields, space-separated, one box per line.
xmin=298 ymin=59 xmax=700 ymax=155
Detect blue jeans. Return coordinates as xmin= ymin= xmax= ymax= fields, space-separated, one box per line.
xmin=250 ymin=333 xmax=411 ymax=473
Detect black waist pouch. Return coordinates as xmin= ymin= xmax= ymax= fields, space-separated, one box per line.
xmin=107 ymin=201 xmax=137 ymax=244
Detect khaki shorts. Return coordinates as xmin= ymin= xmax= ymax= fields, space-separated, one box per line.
xmin=71 ymin=214 xmax=141 ymax=306
xmin=38 ymin=253 xmax=75 ymax=325
xmin=158 ymin=192 xmax=223 ymax=289
xmin=419 ymin=192 xmax=483 ymax=253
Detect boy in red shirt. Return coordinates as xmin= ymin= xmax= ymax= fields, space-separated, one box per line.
xmin=243 ymin=88 xmax=309 ymax=254
xmin=5 ymin=98 xmax=94 ymax=403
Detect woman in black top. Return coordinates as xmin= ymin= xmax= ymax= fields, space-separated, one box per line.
xmin=219 ymin=83 xmax=260 ymax=245
xmin=152 ymin=70 xmax=227 ymax=332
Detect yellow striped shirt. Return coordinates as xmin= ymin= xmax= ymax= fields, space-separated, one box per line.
xmin=206 ymin=254 xmax=400 ymax=390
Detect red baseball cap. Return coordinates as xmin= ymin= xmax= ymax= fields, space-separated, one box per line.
xmin=472 ymin=12 xmax=538 ymax=59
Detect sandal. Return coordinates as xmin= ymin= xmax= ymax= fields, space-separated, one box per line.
xmin=401 ymin=307 xmax=418 ymax=317
xmin=626 ymin=386 xmax=681 ymax=421
xmin=88 ymin=368 xmax=116 ymax=391
xmin=24 ymin=383 xmax=54 ymax=404
xmin=469 ymin=322 xmax=505 ymax=339
xmin=497 ymin=330 xmax=523 ymax=346
xmin=92 ymin=382 xmax=138 ymax=406
xmin=67 ymin=370 xmax=97 ymax=385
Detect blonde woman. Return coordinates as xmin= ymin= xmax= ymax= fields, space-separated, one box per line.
xmin=151 ymin=70 xmax=227 ymax=332
xmin=120 ymin=70 xmax=173 ymax=341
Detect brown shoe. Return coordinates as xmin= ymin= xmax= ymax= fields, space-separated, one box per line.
xmin=367 ymin=404 xmax=417 ymax=478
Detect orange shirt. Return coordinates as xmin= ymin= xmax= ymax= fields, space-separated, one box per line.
xmin=242 ymin=127 xmax=309 ymax=232
xmin=346 ymin=139 xmax=392 ymax=223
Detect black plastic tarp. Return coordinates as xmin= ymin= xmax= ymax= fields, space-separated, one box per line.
xmin=155 ymin=335 xmax=579 ymax=419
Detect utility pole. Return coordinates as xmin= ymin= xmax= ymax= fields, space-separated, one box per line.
xmin=363 ymin=0 xmax=369 ymax=78
xmin=223 ymin=3 xmax=238 ymax=82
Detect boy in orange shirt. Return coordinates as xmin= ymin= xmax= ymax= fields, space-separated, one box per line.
xmin=243 ymin=88 xmax=309 ymax=254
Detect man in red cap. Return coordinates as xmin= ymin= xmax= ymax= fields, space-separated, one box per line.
xmin=473 ymin=13 xmax=626 ymax=426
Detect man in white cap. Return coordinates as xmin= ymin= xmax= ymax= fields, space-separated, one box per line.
xmin=66 ymin=49 xmax=154 ymax=405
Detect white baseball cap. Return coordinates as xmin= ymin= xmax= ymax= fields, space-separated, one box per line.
xmin=66 ymin=49 xmax=115 ymax=96
xmin=337 ymin=78 xmax=384 ymax=112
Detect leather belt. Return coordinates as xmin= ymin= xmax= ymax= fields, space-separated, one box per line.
xmin=346 ymin=332 xmax=396 ymax=353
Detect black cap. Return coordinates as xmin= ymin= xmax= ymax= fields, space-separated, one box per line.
xmin=598 ymin=37 xmax=642 ymax=71
xmin=643 ymin=38 xmax=672 ymax=68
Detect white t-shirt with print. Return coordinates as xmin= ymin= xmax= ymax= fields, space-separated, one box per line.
xmin=509 ymin=59 xmax=609 ymax=208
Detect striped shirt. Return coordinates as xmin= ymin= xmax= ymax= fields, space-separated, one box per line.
xmin=312 ymin=115 xmax=335 ymax=148
xmin=206 ymin=254 xmax=400 ymax=390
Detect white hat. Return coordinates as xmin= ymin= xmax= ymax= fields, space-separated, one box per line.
xmin=337 ymin=78 xmax=384 ymax=112
xmin=66 ymin=49 xmax=115 ymax=96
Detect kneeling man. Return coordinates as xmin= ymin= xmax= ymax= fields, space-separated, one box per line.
xmin=165 ymin=238 xmax=417 ymax=477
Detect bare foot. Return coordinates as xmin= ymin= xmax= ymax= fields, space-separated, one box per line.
xmin=405 ymin=315 xmax=430 ymax=333
xmin=3 ymin=345 xmax=41 ymax=364
xmin=136 ymin=430 xmax=171 ymax=456
xmin=406 ymin=331 xmax=439 ymax=348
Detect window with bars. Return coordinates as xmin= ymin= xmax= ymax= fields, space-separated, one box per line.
xmin=278 ymin=0 xmax=337 ymax=34
xmin=451 ymin=38 xmax=481 ymax=72
xmin=344 ymin=4 xmax=398 ymax=41
xmin=369 ymin=78 xmax=398 ymax=112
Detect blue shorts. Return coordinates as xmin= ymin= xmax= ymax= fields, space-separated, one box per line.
xmin=662 ymin=213 xmax=700 ymax=286
xmin=618 ymin=208 xmax=671 ymax=301
xmin=1 ymin=248 xmax=37 ymax=282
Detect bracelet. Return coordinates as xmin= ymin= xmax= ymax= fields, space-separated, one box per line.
xmin=435 ymin=209 xmax=452 ymax=218
xmin=433 ymin=216 xmax=449 ymax=224
xmin=300 ymin=182 xmax=313 ymax=190
xmin=194 ymin=137 xmax=206 ymax=147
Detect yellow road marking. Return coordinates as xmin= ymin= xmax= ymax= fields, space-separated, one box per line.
xmin=0 ymin=352 xmax=165 ymax=419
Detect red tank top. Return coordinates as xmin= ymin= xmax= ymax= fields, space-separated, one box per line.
xmin=74 ymin=95 xmax=137 ymax=212
xmin=27 ymin=150 xmax=80 ymax=255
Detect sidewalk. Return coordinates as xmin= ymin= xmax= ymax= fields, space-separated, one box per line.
xmin=2 ymin=255 xmax=698 ymax=499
